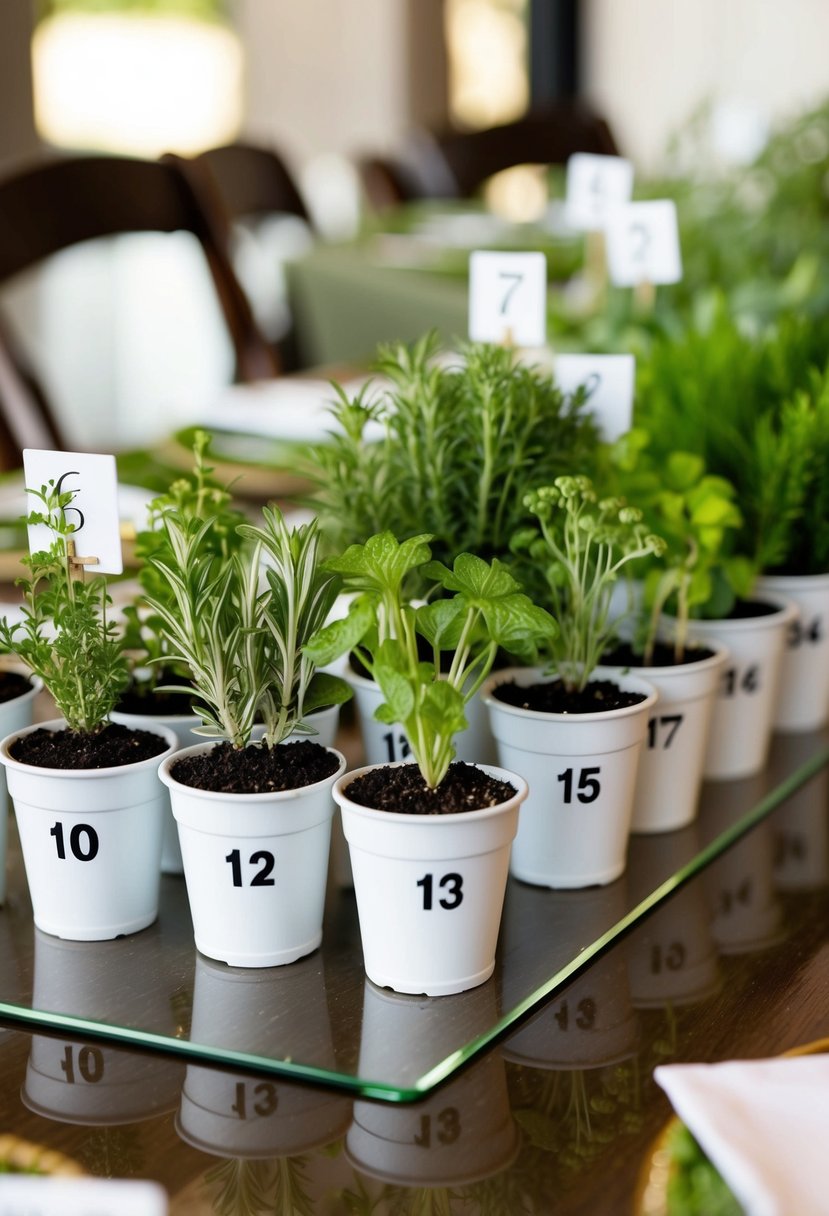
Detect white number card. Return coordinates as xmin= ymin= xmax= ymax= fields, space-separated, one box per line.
xmin=0 ymin=1177 xmax=168 ymax=1216
xmin=553 ymin=354 xmax=635 ymax=441
xmin=468 ymin=251 xmax=547 ymax=347
xmin=565 ymin=153 xmax=635 ymax=231
xmin=604 ymin=200 xmax=682 ymax=287
xmin=23 ymin=450 xmax=123 ymax=575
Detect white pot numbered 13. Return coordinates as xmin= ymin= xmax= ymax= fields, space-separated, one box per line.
xmin=0 ymin=718 xmax=177 ymax=941
xmin=159 ymin=742 xmax=346 ymax=968
xmin=334 ymin=761 xmax=527 ymax=996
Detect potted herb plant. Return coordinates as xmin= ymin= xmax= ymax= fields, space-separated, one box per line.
xmin=307 ymin=334 xmax=600 ymax=767
xmin=305 ymin=530 xmax=555 ymax=995
xmin=483 ymin=476 xmax=660 ymax=889
xmin=154 ymin=504 xmax=351 ymax=968
xmin=0 ymin=480 xmax=177 ymax=941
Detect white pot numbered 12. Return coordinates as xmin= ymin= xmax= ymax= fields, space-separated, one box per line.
xmin=0 ymin=718 xmax=176 ymax=941
xmin=159 ymin=742 xmax=346 ymax=967
xmin=685 ymin=596 xmax=796 ymax=780
xmin=334 ymin=761 xmax=527 ymax=996
xmin=483 ymin=667 xmax=657 ymax=888
xmin=757 ymin=572 xmax=829 ymax=732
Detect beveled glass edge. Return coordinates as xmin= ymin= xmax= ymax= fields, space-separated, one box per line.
xmin=1 ymin=743 xmax=827 ymax=1104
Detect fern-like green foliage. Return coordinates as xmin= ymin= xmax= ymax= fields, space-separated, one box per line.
xmin=306 ymin=333 xmax=601 ymax=583
xmin=0 ymin=480 xmax=128 ymax=733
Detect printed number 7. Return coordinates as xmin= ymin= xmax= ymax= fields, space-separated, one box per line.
xmin=498 ymin=271 xmax=523 ymax=315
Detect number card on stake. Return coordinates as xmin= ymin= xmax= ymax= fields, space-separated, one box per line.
xmin=565 ymin=152 xmax=635 ymax=231
xmin=553 ymin=354 xmax=635 ymax=442
xmin=604 ymin=200 xmax=682 ymax=287
xmin=23 ymin=450 xmax=123 ymax=575
xmin=468 ymin=251 xmax=547 ymax=348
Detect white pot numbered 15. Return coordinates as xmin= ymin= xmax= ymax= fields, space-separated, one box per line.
xmin=757 ymin=572 xmax=829 ymax=732
xmin=483 ymin=667 xmax=657 ymax=889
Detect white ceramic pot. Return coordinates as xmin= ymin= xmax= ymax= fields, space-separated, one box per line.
xmin=605 ymin=643 xmax=728 ymax=834
xmin=333 ymin=761 xmax=527 ymax=996
xmin=757 ymin=572 xmax=829 ymax=732
xmin=0 ymin=718 xmax=176 ymax=940
xmin=483 ymin=666 xmax=658 ymax=888
xmin=683 ymin=596 xmax=796 ymax=780
xmin=339 ymin=658 xmax=497 ymax=767
xmin=0 ymin=674 xmax=42 ymax=904
xmin=159 ymin=741 xmax=346 ymax=967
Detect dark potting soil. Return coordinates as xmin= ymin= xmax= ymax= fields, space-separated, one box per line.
xmin=727 ymin=599 xmax=780 ymax=619
xmin=170 ymin=739 xmax=339 ymax=794
xmin=603 ymin=641 xmax=715 ymax=668
xmin=0 ymin=671 xmax=33 ymax=705
xmin=346 ymin=761 xmax=516 ymax=815
xmin=10 ymin=723 xmax=170 ymax=769
xmin=115 ymin=674 xmax=197 ymax=717
xmin=493 ymin=678 xmax=646 ymax=714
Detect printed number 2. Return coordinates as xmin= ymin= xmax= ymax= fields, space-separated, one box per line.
xmin=417 ymin=872 xmax=463 ymax=910
xmin=498 ymin=271 xmax=523 ymax=314
xmin=557 ymin=766 xmax=601 ymax=803
xmin=225 ymin=849 xmax=275 ymax=888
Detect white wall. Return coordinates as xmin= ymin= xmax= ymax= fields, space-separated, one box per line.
xmin=583 ymin=0 xmax=829 ymax=171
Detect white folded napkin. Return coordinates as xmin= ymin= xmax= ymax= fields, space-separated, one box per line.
xmin=655 ymin=1055 xmax=829 ymax=1216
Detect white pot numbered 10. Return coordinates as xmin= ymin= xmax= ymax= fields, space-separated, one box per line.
xmin=334 ymin=761 xmax=527 ymax=996
xmin=757 ymin=572 xmax=829 ymax=732
xmin=159 ymin=742 xmax=346 ymax=968
xmin=483 ymin=667 xmax=657 ymax=889
xmin=0 ymin=718 xmax=176 ymax=941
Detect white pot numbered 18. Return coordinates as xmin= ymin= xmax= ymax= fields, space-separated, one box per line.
xmin=483 ymin=667 xmax=657 ymax=889
xmin=757 ymin=572 xmax=829 ymax=732
xmin=334 ymin=761 xmax=527 ymax=996
xmin=0 ymin=718 xmax=176 ymax=941
xmin=159 ymin=742 xmax=346 ymax=968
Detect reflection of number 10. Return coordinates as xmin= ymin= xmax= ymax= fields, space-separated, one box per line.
xmin=498 ymin=272 xmax=524 ymax=315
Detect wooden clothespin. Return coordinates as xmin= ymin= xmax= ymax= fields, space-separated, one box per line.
xmin=634 ymin=277 xmax=656 ymax=315
xmin=66 ymin=538 xmax=98 ymax=580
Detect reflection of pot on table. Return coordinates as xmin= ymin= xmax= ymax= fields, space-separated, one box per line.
xmin=23 ymin=929 xmax=183 ymax=1124
xmin=178 ymin=952 xmax=350 ymax=1158
xmin=766 ymin=730 xmax=829 ymax=893
xmin=698 ymin=772 xmax=783 ymax=954
xmin=626 ymin=826 xmax=720 ymax=1009
xmin=347 ymin=981 xmax=517 ymax=1187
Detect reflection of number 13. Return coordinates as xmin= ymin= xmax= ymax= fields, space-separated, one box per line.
xmin=498 ymin=271 xmax=523 ymax=315
xmin=55 ymin=470 xmax=85 ymax=532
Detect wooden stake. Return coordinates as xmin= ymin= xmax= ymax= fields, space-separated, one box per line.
xmin=66 ymin=538 xmax=98 ymax=581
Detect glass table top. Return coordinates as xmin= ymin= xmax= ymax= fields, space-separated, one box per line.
xmin=0 ymin=728 xmax=827 ymax=1103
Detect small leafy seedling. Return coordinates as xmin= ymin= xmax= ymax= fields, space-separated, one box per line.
xmin=305 ymin=531 xmax=556 ymax=789
xmin=0 ymin=479 xmax=128 ymax=733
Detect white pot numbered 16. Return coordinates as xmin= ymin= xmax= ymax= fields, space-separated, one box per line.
xmin=757 ymin=572 xmax=829 ymax=732
xmin=0 ymin=718 xmax=177 ymax=941
xmin=334 ymin=761 xmax=527 ymax=996
xmin=159 ymin=742 xmax=346 ymax=968
xmin=483 ymin=667 xmax=657 ymax=889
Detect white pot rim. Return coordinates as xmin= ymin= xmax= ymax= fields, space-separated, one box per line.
xmin=334 ymin=760 xmax=528 ymax=824
xmin=159 ymin=739 xmax=347 ymax=802
xmin=602 ymin=638 xmax=729 ymax=678
xmin=679 ymin=594 xmax=797 ymax=633
xmin=482 ymin=665 xmax=658 ymax=724
xmin=0 ymin=716 xmax=177 ymax=777
xmin=757 ymin=570 xmax=829 ymax=590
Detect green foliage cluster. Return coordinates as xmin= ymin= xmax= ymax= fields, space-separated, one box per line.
xmin=37 ymin=0 xmax=226 ymax=22
xmin=307 ymin=334 xmax=601 ymax=583
xmin=636 ymin=308 xmax=829 ymax=575
xmin=511 ymin=475 xmax=665 ymax=690
xmin=145 ymin=505 xmax=349 ymax=749
xmin=0 ymin=481 xmax=127 ymax=734
xmin=664 ymin=1123 xmax=742 ymax=1216
xmin=305 ymin=532 xmax=555 ymax=788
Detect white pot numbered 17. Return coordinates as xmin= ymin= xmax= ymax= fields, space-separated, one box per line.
xmin=334 ymin=761 xmax=527 ymax=996
xmin=159 ymin=742 xmax=346 ymax=968
xmin=483 ymin=667 xmax=657 ymax=889
xmin=0 ymin=718 xmax=177 ymax=941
